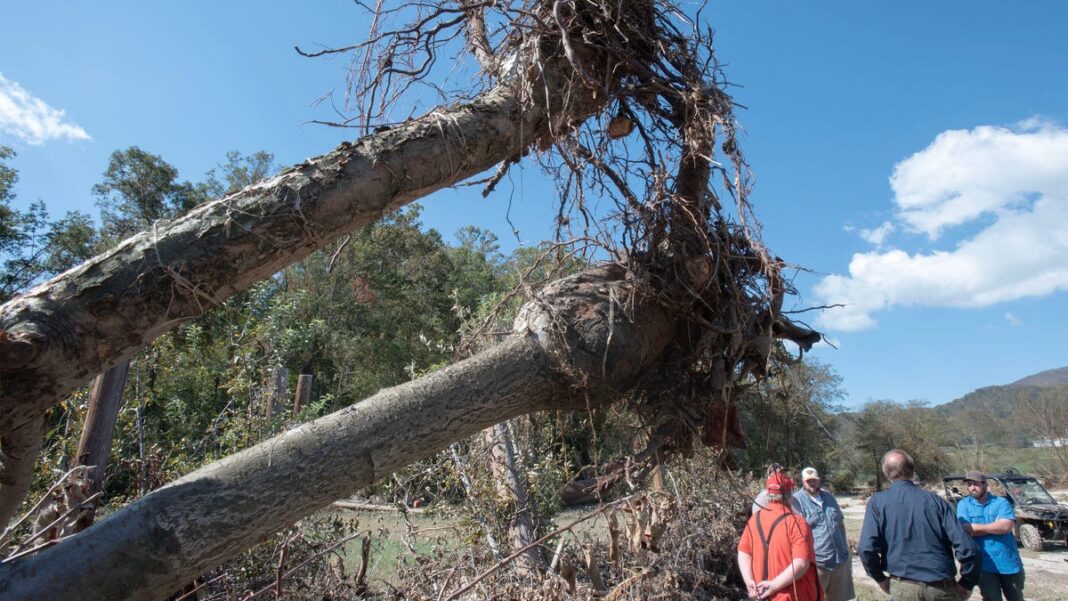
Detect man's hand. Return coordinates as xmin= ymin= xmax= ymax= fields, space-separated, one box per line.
xmin=755 ymin=580 xmax=774 ymax=599
xmin=744 ymin=580 xmax=758 ymax=598
xmin=957 ymin=583 xmax=972 ymax=600
xmin=877 ymin=579 xmax=890 ymax=594
xmin=962 ymin=522 xmax=975 ymax=536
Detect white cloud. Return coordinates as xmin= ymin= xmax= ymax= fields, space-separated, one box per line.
xmin=1005 ymin=312 xmax=1023 ymax=327
xmin=816 ymin=122 xmax=1068 ymax=331
xmin=858 ymin=221 xmax=894 ymax=246
xmin=0 ymin=73 xmax=90 ymax=145
xmin=889 ymin=120 xmax=1068 ymax=239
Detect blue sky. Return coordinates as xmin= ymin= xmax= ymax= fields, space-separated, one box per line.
xmin=2 ymin=1 xmax=1067 ymax=408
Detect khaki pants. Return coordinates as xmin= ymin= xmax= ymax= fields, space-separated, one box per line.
xmin=817 ymin=560 xmax=855 ymax=601
xmin=888 ymin=578 xmax=960 ymax=601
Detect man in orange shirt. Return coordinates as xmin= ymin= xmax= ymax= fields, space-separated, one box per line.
xmin=738 ymin=472 xmax=822 ymax=601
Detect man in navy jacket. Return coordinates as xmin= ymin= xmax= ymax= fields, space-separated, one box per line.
xmin=859 ymin=450 xmax=979 ymax=601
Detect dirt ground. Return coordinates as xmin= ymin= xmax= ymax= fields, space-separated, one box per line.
xmin=838 ymin=489 xmax=1068 ymax=601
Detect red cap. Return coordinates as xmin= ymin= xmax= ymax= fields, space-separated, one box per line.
xmin=766 ymin=472 xmax=794 ymax=495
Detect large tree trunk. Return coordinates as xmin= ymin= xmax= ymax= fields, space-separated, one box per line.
xmin=0 ymin=60 xmax=603 ymax=527
xmin=0 ymin=264 xmax=677 ymax=600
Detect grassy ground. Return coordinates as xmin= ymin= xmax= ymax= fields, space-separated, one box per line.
xmin=326 ymin=508 xmax=462 ymax=587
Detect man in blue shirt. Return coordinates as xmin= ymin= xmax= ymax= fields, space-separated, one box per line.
xmin=859 ymin=450 xmax=979 ymax=601
xmin=795 ymin=467 xmax=854 ymax=601
xmin=955 ymin=470 xmax=1025 ymax=601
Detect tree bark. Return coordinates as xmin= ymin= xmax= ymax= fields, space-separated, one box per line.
xmin=0 ymin=60 xmax=604 ymax=525
xmin=484 ymin=421 xmax=542 ymax=577
xmin=70 ymin=360 xmax=131 ymax=533
xmin=0 ymin=263 xmax=678 ymax=600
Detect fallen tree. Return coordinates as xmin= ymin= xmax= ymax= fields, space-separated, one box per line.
xmin=0 ymin=1 xmax=819 ymax=599
xmin=0 ymin=59 xmax=602 ymax=527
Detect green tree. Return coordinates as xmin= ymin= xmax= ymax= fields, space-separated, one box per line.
xmin=93 ymin=146 xmax=206 ymax=239
xmin=40 ymin=211 xmax=98 ymax=274
xmin=0 ymin=146 xmax=19 ymax=225
xmin=103 ymin=151 xmax=278 ymax=495
xmin=267 ymin=205 xmax=466 ymax=404
xmin=736 ymin=358 xmax=844 ymax=477
xmin=199 ymin=150 xmax=275 ymax=198
xmin=0 ymin=147 xmax=98 ymax=300
xmin=849 ymin=400 xmax=950 ymax=489
xmin=448 ymin=226 xmax=504 ymax=318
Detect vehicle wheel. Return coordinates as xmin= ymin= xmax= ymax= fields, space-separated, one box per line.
xmin=1019 ymin=523 xmax=1043 ymax=551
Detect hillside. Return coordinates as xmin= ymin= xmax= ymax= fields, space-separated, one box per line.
xmin=1010 ymin=366 xmax=1068 ymax=387
xmin=935 ymin=365 xmax=1068 ymax=419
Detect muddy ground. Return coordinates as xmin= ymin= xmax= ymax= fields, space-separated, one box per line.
xmin=838 ymin=489 xmax=1068 ymax=601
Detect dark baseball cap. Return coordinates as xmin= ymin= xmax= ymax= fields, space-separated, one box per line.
xmin=963 ymin=470 xmax=986 ymax=483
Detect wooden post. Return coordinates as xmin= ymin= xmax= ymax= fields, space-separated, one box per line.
xmin=651 ymin=462 xmax=666 ymax=493
xmin=484 ymin=421 xmax=543 ymax=577
xmin=264 ymin=366 xmax=288 ymax=421
xmin=293 ymin=374 xmax=312 ymax=415
xmin=583 ymin=545 xmax=606 ymax=592
xmin=72 ymin=360 xmax=131 ymax=532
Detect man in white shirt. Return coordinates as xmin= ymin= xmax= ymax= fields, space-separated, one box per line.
xmin=795 ymin=467 xmax=855 ymax=601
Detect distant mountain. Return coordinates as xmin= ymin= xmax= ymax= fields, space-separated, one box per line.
xmin=1009 ymin=366 xmax=1068 ymax=388
xmin=936 ymin=385 xmax=1032 ymax=419
xmin=935 ymin=365 xmax=1068 ymax=420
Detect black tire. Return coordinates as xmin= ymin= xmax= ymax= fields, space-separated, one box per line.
xmin=1019 ymin=523 xmax=1043 ymax=551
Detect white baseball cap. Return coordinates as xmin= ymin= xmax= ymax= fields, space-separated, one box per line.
xmin=801 ymin=467 xmax=820 ymax=481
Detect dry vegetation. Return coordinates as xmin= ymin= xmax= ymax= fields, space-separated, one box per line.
xmin=177 ymin=450 xmax=756 ymax=600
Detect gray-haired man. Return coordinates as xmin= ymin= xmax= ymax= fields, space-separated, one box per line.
xmin=752 ymin=463 xmax=801 ymax=514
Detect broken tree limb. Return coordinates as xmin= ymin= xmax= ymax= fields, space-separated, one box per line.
xmin=0 ymin=465 xmax=82 ymax=551
xmin=561 ymin=461 xmax=627 ymax=507
xmin=331 ymin=501 xmax=426 ymax=514
xmin=583 ymin=544 xmax=607 ymax=592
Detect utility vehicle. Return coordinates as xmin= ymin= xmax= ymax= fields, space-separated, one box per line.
xmin=943 ymin=469 xmax=1068 ymax=551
